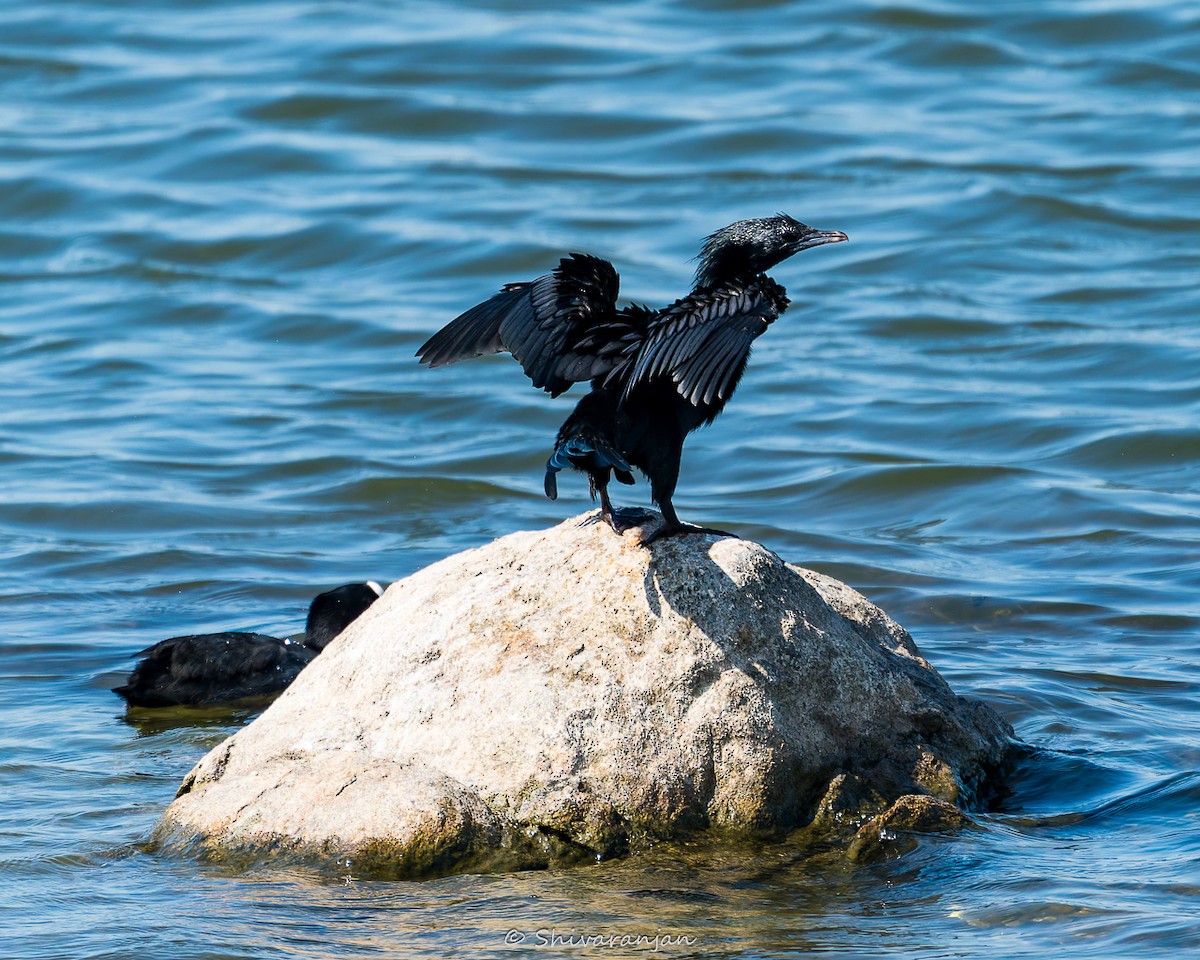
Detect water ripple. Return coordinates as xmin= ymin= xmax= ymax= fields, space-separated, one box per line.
xmin=2 ymin=0 xmax=1199 ymax=956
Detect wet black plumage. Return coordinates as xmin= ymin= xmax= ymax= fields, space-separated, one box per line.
xmin=112 ymin=581 xmax=384 ymax=708
xmin=417 ymin=214 xmax=847 ymax=541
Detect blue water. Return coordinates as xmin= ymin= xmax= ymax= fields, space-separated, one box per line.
xmin=2 ymin=0 xmax=1198 ymax=956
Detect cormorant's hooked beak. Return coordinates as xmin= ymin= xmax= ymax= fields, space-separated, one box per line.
xmin=792 ymin=229 xmax=848 ymax=253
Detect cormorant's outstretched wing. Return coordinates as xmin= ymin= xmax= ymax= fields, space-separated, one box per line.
xmin=416 ymin=254 xmax=621 ymax=397
xmin=613 ymin=280 xmax=788 ymax=408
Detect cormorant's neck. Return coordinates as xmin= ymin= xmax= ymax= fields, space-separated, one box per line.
xmin=691 ymin=266 xmax=766 ymax=293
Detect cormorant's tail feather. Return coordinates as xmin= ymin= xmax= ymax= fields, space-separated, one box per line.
xmin=543 ymin=438 xmax=584 ymax=501
xmin=543 ymin=434 xmax=632 ymax=502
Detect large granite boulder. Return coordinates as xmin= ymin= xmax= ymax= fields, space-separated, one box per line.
xmin=154 ymin=512 xmax=1013 ymax=877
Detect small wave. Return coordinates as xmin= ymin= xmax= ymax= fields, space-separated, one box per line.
xmin=1052 ymin=428 xmax=1200 ymax=477
xmin=1019 ymin=770 xmax=1200 ymax=833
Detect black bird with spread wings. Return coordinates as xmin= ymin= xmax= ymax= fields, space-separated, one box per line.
xmin=417 ymin=214 xmax=847 ymax=543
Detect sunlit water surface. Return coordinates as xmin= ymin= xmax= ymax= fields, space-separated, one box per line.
xmin=1 ymin=0 xmax=1198 ymax=957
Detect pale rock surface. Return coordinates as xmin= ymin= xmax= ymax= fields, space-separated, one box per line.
xmin=155 ymin=512 xmax=1013 ymax=876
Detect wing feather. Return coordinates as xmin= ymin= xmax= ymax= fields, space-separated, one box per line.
xmin=417 ymin=253 xmax=622 ymax=396
xmin=615 ymin=279 xmax=785 ymax=408
xmin=417 ymin=285 xmax=526 ymax=367
xmin=676 ymin=329 xmax=731 ymax=406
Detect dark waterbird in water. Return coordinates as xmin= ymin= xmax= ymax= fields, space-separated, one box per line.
xmin=112 ymin=581 xmax=385 ymax=708
xmin=417 ymin=214 xmax=847 ymax=543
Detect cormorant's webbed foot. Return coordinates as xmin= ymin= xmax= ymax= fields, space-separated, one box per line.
xmin=636 ymin=499 xmax=737 ymax=546
xmin=639 ymin=520 xmax=737 ymax=547
xmin=580 ymin=506 xmax=656 ymax=534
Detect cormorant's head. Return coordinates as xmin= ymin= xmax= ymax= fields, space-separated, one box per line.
xmin=693 ymin=213 xmax=847 ymax=289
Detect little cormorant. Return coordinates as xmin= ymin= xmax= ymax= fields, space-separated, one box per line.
xmin=417 ymin=214 xmax=847 ymax=542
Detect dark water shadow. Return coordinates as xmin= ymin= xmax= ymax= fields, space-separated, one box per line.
xmin=116 ymin=698 xmax=270 ymax=736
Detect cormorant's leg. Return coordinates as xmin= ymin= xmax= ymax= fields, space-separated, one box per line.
xmin=603 ymin=485 xmax=658 ymax=533
xmin=578 ymin=476 xmax=654 ymax=534
xmin=637 ymin=438 xmax=736 ymax=545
